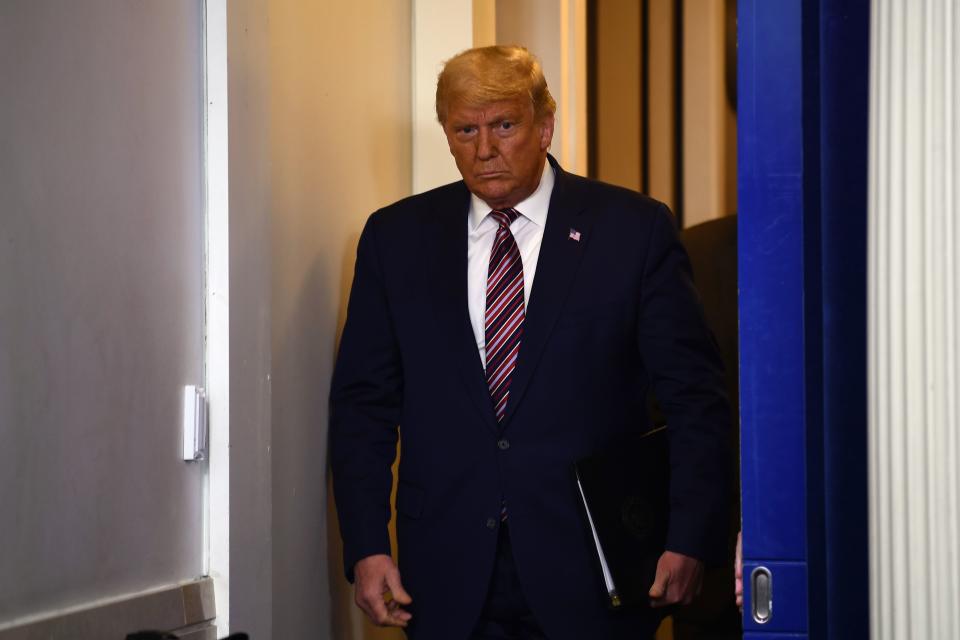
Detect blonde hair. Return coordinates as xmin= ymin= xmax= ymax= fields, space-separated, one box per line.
xmin=435 ymin=45 xmax=557 ymax=124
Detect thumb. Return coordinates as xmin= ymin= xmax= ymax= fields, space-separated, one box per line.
xmin=648 ymin=565 xmax=670 ymax=599
xmin=385 ymin=566 xmax=412 ymax=605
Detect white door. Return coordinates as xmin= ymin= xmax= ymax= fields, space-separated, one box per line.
xmin=0 ymin=0 xmax=207 ymax=624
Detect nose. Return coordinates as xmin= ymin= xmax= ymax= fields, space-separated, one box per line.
xmin=476 ymin=127 xmax=497 ymax=160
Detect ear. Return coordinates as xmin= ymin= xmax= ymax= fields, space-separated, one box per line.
xmin=538 ymin=114 xmax=555 ymax=151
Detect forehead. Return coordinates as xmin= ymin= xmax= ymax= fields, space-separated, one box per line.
xmin=445 ymin=97 xmax=534 ymax=124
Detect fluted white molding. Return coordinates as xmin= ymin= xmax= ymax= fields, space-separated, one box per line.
xmin=868 ymin=1 xmax=960 ymax=639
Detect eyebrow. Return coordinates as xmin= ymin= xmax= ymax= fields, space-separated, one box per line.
xmin=452 ymin=110 xmax=523 ymax=129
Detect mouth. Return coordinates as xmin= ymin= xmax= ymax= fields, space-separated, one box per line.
xmin=476 ymin=171 xmax=507 ymax=179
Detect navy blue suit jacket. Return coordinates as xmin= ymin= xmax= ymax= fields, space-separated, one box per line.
xmin=330 ymin=157 xmax=730 ymax=639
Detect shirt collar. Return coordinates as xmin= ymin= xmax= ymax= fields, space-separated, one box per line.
xmin=468 ymin=161 xmax=555 ymax=230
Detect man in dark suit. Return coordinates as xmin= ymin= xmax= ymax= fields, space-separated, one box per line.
xmin=330 ymin=45 xmax=730 ymax=640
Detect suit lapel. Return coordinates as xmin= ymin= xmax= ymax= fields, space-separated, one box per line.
xmin=501 ymin=159 xmax=592 ymax=427
xmin=425 ymin=184 xmax=500 ymax=432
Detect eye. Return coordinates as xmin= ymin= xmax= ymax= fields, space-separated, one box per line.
xmin=459 ymin=126 xmax=476 ymax=135
xmin=499 ymin=121 xmax=514 ymax=131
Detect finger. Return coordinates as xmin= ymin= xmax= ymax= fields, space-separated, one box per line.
xmin=648 ymin=566 xmax=670 ymax=606
xmin=385 ymin=599 xmax=413 ymax=623
xmin=379 ymin=598 xmax=411 ymax=627
xmin=382 ymin=614 xmax=410 ymax=627
xmin=685 ymin=564 xmax=706 ymax=604
xmin=371 ymin=603 xmax=411 ymax=627
xmin=378 ymin=573 xmax=412 ymax=626
xmin=669 ymin=575 xmax=689 ymax=604
xmin=391 ymin=609 xmax=413 ymax=623
xmin=735 ymin=532 xmax=743 ymax=579
xmin=360 ymin=590 xmax=392 ymax=626
xmin=357 ymin=576 xmax=397 ymax=627
xmin=385 ymin=567 xmax=413 ymax=606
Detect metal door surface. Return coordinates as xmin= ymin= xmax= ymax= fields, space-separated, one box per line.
xmin=738 ymin=1 xmax=870 ymax=638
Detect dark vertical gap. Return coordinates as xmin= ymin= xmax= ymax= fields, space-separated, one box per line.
xmin=586 ymin=0 xmax=598 ymax=179
xmin=673 ymin=0 xmax=685 ymax=226
xmin=641 ymin=0 xmax=650 ymax=194
xmin=818 ymin=0 xmax=872 ymax=637
xmin=801 ymin=2 xmax=827 ymax=639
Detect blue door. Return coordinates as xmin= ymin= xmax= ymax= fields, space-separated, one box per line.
xmin=738 ymin=1 xmax=870 ymax=638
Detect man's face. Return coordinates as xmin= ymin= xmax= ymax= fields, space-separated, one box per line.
xmin=442 ymin=97 xmax=555 ymax=210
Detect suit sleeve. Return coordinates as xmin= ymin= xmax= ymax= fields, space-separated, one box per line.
xmin=637 ymin=204 xmax=731 ymax=566
xmin=329 ymin=212 xmax=403 ymax=582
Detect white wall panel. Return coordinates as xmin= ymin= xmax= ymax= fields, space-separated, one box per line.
xmin=869 ymin=1 xmax=960 ymax=638
xmin=413 ymin=0 xmax=473 ymax=193
xmin=0 ymin=0 xmax=205 ymax=627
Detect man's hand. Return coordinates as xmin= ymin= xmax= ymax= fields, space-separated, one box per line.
xmin=735 ymin=531 xmax=743 ymax=611
xmin=353 ymin=554 xmax=413 ymax=627
xmin=648 ymin=550 xmax=704 ymax=607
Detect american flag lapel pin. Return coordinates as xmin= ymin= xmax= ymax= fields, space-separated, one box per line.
xmin=568 ymin=228 xmax=582 ymax=242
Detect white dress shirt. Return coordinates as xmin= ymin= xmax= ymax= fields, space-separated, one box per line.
xmin=468 ymin=162 xmax=555 ymax=368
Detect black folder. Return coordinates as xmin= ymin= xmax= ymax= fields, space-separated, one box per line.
xmin=573 ymin=426 xmax=670 ymax=609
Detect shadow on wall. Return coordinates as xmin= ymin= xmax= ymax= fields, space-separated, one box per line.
xmin=270 ymin=253 xmax=333 ymax=640
xmin=326 ymin=231 xmax=405 ymax=640
xmin=271 ymin=226 xmax=401 ymax=640
xmin=334 ymin=231 xmax=362 ymax=348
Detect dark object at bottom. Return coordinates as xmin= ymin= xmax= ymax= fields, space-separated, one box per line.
xmin=126 ymin=632 xmax=249 ymax=640
xmin=573 ymin=426 xmax=670 ymax=610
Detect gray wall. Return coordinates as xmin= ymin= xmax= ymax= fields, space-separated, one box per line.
xmin=225 ymin=1 xmax=273 ymax=638
xmin=0 ymin=0 xmax=205 ymax=624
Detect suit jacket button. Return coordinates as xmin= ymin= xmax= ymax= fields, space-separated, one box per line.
xmin=497 ymin=439 xmax=510 ymax=450
xmin=486 ymin=517 xmax=498 ymax=529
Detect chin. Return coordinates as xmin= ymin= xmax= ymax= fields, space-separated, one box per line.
xmin=473 ymin=184 xmax=515 ymax=206
xmin=480 ymin=194 xmax=514 ymax=208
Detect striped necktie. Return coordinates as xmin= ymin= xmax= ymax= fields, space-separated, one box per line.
xmin=485 ymin=208 xmax=524 ymax=422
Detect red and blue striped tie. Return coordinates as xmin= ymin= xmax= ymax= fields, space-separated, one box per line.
xmin=485 ymin=208 xmax=524 ymax=423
